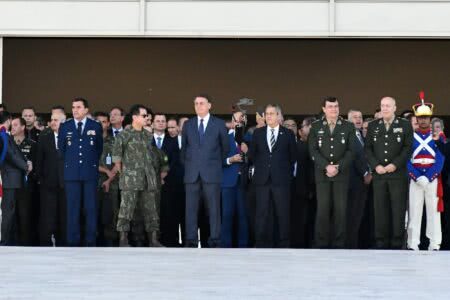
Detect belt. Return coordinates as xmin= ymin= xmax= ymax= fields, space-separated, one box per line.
xmin=412 ymin=158 xmax=435 ymax=164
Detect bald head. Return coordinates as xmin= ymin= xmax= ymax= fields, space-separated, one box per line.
xmin=380 ymin=96 xmax=397 ymax=121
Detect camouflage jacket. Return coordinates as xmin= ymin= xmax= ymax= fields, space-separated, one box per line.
xmin=112 ymin=127 xmax=167 ymax=191
xmin=98 ymin=134 xmax=119 ymax=190
xmin=151 ymin=147 xmax=170 ymax=188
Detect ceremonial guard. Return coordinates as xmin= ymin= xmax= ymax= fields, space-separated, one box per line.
xmin=308 ymin=97 xmax=356 ymax=248
xmin=407 ymin=92 xmax=445 ymax=251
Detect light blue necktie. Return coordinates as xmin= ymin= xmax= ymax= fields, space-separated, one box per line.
xmin=156 ymin=136 xmax=162 ymax=149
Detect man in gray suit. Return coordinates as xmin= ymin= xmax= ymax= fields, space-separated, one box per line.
xmin=0 ymin=112 xmax=30 ymax=245
xmin=181 ymin=94 xmax=229 ymax=247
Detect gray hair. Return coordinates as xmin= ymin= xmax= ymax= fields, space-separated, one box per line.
xmin=347 ymin=109 xmax=362 ymax=120
xmin=264 ymin=104 xmax=283 ymax=116
xmin=431 ymin=117 xmax=445 ymax=131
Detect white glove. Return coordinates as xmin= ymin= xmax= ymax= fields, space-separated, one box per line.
xmin=416 ymin=176 xmax=429 ymax=188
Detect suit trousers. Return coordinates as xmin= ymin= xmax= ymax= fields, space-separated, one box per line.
xmin=1 ymin=189 xmax=17 ymax=245
xmin=160 ymin=183 xmax=185 ymax=247
xmin=15 ymin=186 xmax=33 ymax=246
xmin=346 ymin=180 xmax=368 ymax=249
xmin=255 ymin=181 xmax=290 ymax=248
xmin=65 ymin=180 xmax=97 ymax=247
xmin=314 ymin=180 xmax=348 ymax=249
xmin=185 ymin=178 xmax=221 ymax=247
xmin=407 ymin=179 xmax=441 ymax=250
xmin=373 ymin=178 xmax=408 ymax=249
xmin=221 ymin=181 xmax=248 ymax=247
xmin=39 ymin=186 xmax=66 ymax=246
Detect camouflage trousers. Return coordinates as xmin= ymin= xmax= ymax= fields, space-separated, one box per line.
xmin=116 ymin=190 xmax=159 ymax=233
xmin=130 ymin=190 xmax=161 ymax=242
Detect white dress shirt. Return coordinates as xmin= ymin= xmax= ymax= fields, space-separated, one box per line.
xmin=197 ymin=113 xmax=211 ymax=130
xmin=54 ymin=132 xmax=59 ymax=150
xmin=177 ymin=135 xmax=182 ymax=149
xmin=154 ymin=133 xmax=165 ymax=148
xmin=112 ymin=127 xmax=123 ymax=137
xmin=266 ymin=125 xmax=280 ymax=152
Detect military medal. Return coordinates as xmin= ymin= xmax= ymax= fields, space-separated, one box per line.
xmin=318 ymin=139 xmax=322 ymax=147
xmin=397 ymin=136 xmax=401 ymax=143
xmin=90 ymin=140 xmax=94 ymax=145
xmin=68 ymin=141 xmax=71 ymax=146
xmin=341 ymin=138 xmax=345 ymax=144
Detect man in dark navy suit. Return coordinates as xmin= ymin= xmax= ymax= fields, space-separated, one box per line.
xmin=181 ymin=94 xmax=229 ymax=247
xmin=221 ymin=110 xmax=249 ymax=248
xmin=249 ymin=104 xmax=297 ymax=248
xmin=152 ymin=113 xmax=183 ymax=247
xmin=58 ymin=97 xmax=103 ymax=246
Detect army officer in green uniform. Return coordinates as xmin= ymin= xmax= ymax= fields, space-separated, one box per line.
xmin=308 ymin=96 xmax=356 ymax=248
xmin=365 ymin=96 xmax=413 ymax=249
xmin=112 ymin=104 xmax=165 ymax=247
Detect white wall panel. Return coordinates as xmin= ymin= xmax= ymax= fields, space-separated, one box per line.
xmin=335 ymin=1 xmax=450 ymax=36
xmin=1 ymin=1 xmax=450 ymax=37
xmin=146 ymin=1 xmax=330 ymax=37
xmin=0 ymin=1 xmax=140 ymax=33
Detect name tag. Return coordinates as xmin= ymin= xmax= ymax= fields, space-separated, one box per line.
xmin=393 ymin=128 xmax=403 ymax=133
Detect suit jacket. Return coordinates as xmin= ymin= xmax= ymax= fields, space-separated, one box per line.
xmin=295 ymin=139 xmax=315 ymax=197
xmin=350 ymin=130 xmax=370 ymax=186
xmin=152 ymin=134 xmax=183 ymax=185
xmin=36 ymin=131 xmax=64 ymax=188
xmin=248 ymin=126 xmax=297 ymax=186
xmin=222 ymin=132 xmax=244 ymax=188
xmin=58 ymin=118 xmax=103 ymax=181
xmin=0 ymin=134 xmax=28 ymax=189
xmin=181 ymin=115 xmax=229 ymax=184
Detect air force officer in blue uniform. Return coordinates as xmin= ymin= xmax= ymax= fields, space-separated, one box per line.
xmin=58 ymin=98 xmax=103 ymax=246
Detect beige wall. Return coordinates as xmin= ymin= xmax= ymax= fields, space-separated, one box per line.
xmin=3 ymin=38 xmax=450 ymax=115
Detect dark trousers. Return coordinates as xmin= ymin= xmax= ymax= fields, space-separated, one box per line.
xmin=372 ymin=178 xmax=408 ymax=249
xmin=221 ymin=182 xmax=248 ymax=248
xmin=346 ymin=180 xmax=368 ymax=249
xmin=245 ymin=182 xmax=257 ymax=247
xmin=1 ymin=189 xmax=17 ymax=245
xmin=314 ymin=180 xmax=348 ymax=248
xmin=65 ymin=180 xmax=97 ymax=246
xmin=291 ymin=189 xmax=316 ymax=248
xmin=185 ymin=179 xmax=221 ymax=247
xmin=15 ymin=187 xmax=33 ymax=246
xmin=255 ymin=182 xmax=290 ymax=248
xmin=97 ymin=187 xmax=120 ymax=246
xmin=160 ymin=183 xmax=185 ymax=247
xmin=39 ymin=186 xmax=66 ymax=246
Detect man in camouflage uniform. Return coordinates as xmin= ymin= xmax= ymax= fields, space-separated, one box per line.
xmin=130 ymin=146 xmax=168 ymax=246
xmin=112 ymin=104 xmax=166 ymax=247
xmin=95 ymin=112 xmax=120 ymax=246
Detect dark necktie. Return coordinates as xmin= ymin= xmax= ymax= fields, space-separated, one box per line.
xmin=199 ymin=119 xmax=205 ymax=143
xmin=77 ymin=121 xmax=83 ymax=136
xmin=114 ymin=130 xmax=119 ymax=137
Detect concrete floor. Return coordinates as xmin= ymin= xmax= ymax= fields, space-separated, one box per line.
xmin=0 ymin=248 xmax=448 ymax=300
